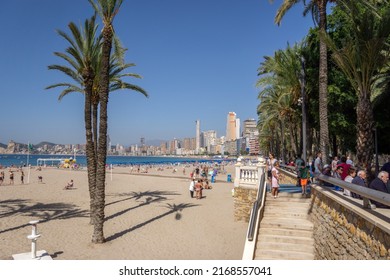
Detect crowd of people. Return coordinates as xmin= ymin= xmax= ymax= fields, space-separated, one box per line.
xmin=304 ymin=151 xmax=389 ymax=208
xmin=265 ymin=151 xmax=390 ymax=208
xmin=188 ymin=165 xmax=216 ymax=199
xmin=0 ymin=168 xmax=25 ymax=186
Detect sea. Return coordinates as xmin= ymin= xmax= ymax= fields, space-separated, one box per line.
xmin=0 ymin=154 xmax=232 ymax=168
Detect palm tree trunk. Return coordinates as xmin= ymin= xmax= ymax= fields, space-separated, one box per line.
xmin=318 ymin=0 xmax=330 ymax=164
xmin=279 ymin=121 xmax=286 ymax=163
xmin=92 ymin=25 xmax=113 ymax=244
xmin=83 ymin=71 xmax=97 ymax=225
xmin=356 ymin=95 xmax=374 ymax=177
xmin=93 ymin=102 xmax=98 ymax=156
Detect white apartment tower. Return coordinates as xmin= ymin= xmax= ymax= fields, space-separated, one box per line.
xmin=195 ymin=120 xmax=200 ymax=154
xmin=235 ymin=118 xmax=240 ymax=139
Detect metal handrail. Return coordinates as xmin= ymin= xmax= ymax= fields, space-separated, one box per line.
xmin=316 ymin=174 xmax=390 ymax=207
xmin=247 ymin=173 xmax=266 ymax=241
xmin=275 ymin=164 xmax=390 ymax=208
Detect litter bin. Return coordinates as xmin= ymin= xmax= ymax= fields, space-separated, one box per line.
xmin=211 ymin=176 xmax=215 ymax=183
xmin=227 ymin=174 xmax=232 ymax=182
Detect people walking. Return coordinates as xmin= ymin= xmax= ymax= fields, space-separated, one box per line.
xmin=9 ymin=171 xmax=14 ymax=185
xmin=189 ymin=178 xmax=195 ymax=198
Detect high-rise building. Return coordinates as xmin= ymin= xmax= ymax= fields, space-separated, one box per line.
xmin=243 ymin=119 xmax=257 ymax=138
xmin=235 ymin=118 xmax=241 ymax=140
xmin=226 ymin=112 xmax=237 ymax=141
xmin=202 ymin=130 xmax=217 ymax=152
xmin=195 ymin=120 xmax=200 ymax=154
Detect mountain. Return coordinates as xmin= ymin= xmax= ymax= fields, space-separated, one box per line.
xmin=146 ymin=139 xmax=167 ymax=146
xmin=35 ymin=141 xmax=57 ymax=148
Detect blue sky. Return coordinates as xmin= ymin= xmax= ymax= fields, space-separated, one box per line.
xmin=0 ymin=0 xmax=313 ymax=146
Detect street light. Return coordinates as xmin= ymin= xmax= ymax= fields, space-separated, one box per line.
xmin=299 ymin=56 xmax=307 ymax=165
xmin=374 ymin=127 xmax=379 ymax=175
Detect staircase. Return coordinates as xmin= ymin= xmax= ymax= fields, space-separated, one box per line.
xmin=254 ymin=192 xmax=315 ymax=260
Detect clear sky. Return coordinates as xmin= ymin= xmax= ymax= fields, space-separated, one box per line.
xmin=0 ymin=0 xmax=313 ymax=146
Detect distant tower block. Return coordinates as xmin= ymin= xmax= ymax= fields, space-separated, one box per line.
xmin=195 ymin=120 xmax=200 ymax=154
xmin=226 ymin=112 xmax=237 ymax=141
xmin=140 ymin=137 xmax=145 ymax=146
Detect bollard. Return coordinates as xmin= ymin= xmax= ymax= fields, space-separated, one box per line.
xmin=27 ymin=220 xmax=41 ymax=259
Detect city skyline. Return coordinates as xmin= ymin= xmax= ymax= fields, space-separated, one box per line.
xmin=0 ymin=1 xmax=313 ymax=145
xmin=0 ymin=113 xmax=255 ymax=148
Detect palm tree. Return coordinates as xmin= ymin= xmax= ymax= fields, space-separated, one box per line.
xmin=46 ymin=15 xmax=101 ymax=224
xmin=324 ymin=0 xmax=390 ymax=173
xmin=270 ymin=0 xmax=335 ymax=163
xmin=47 ymin=8 xmax=148 ymax=242
xmin=89 ymin=0 xmax=124 ymax=243
xmin=257 ymin=44 xmax=303 ymax=159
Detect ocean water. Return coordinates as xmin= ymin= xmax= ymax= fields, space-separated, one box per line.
xmin=0 ymin=154 xmax=231 ymax=168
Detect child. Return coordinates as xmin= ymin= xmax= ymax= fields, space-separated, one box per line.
xmin=300 ymin=165 xmax=310 ymax=195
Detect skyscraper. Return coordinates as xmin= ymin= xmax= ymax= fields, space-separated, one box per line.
xmin=243 ymin=119 xmax=257 ymax=138
xmin=236 ymin=118 xmax=240 ymax=139
xmin=226 ymin=112 xmax=237 ymax=141
xmin=195 ymin=120 xmax=200 ymax=154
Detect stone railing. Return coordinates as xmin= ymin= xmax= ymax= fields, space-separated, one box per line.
xmin=234 ymin=159 xmax=263 ymax=188
xmin=233 ymin=158 xmax=266 ymax=222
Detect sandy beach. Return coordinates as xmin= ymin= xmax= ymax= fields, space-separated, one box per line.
xmin=0 ymin=164 xmax=248 ymax=260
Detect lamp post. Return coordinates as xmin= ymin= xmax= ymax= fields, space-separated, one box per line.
xmin=374 ymin=127 xmax=379 ymax=176
xmin=299 ymin=56 xmax=307 ymax=165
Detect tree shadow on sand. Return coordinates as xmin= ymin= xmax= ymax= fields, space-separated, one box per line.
xmin=0 ymin=199 xmax=89 ymax=235
xmin=105 ymin=190 xmax=180 ymax=207
xmin=104 ymin=190 xmax=180 ymax=222
xmin=105 ymin=202 xmax=198 ymax=242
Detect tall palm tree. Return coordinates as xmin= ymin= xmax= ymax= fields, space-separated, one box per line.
xmin=257 ymin=44 xmax=303 ymax=159
xmin=47 ymin=7 xmax=147 ymax=243
xmin=270 ymin=0 xmax=335 ymax=163
xmin=46 ymin=15 xmax=101 ymax=224
xmin=89 ymin=0 xmax=124 ymax=243
xmin=324 ymin=0 xmax=390 ymax=173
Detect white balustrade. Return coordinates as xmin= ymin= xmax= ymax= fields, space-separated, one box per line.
xmin=234 ymin=157 xmax=266 ymax=188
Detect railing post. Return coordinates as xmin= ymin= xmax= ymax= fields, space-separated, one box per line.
xmin=257 ymin=156 xmax=266 ymax=181
xmin=234 ymin=157 xmax=242 ymax=187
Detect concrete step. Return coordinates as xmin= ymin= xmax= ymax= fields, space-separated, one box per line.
xmin=254 ymin=249 xmax=314 ymax=260
xmin=266 ymin=196 xmax=311 ymax=203
xmin=253 ymin=188 xmax=315 ymax=260
xmin=257 ymin=235 xmax=314 ymax=246
xmin=263 ymin=209 xmax=310 ymax=217
xmin=260 ymin=217 xmax=314 ymax=231
xmin=259 ymin=227 xmax=313 ymax=238
xmin=263 ymin=211 xmax=309 ymax=219
xmin=266 ymin=192 xmax=311 ymax=199
xmin=256 ymin=241 xmax=314 ymax=253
